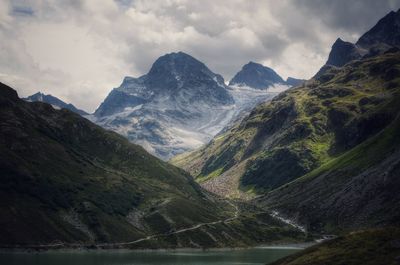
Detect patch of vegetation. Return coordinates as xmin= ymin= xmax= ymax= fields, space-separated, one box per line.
xmin=270 ymin=227 xmax=400 ymax=265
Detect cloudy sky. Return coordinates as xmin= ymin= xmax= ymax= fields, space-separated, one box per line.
xmin=1 ymin=0 xmax=399 ymax=112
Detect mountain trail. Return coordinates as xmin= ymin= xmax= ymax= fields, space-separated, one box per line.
xmin=19 ymin=200 xmax=240 ymax=249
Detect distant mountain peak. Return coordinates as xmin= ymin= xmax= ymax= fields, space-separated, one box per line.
xmin=24 ymin=92 xmax=88 ymax=116
xmin=229 ymin=62 xmax=285 ymax=89
xmin=149 ymin=51 xmax=211 ymax=74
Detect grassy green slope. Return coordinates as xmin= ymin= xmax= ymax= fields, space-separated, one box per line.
xmin=0 ymin=82 xmax=304 ymax=248
xmin=270 ymin=227 xmax=400 ymax=265
xmin=258 ymin=112 xmax=400 ymax=233
xmin=172 ymin=51 xmax=400 ymax=196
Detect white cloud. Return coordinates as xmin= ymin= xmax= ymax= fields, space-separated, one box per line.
xmin=0 ymin=0 xmax=399 ymax=112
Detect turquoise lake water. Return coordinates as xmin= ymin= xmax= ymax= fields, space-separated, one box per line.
xmin=0 ymin=246 xmax=303 ymax=265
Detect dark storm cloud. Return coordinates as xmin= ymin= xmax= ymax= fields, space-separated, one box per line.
xmin=0 ymin=0 xmax=399 ymax=112
xmin=295 ymin=0 xmax=400 ymax=35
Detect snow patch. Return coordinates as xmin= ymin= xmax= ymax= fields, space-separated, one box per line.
xmin=271 ymin=211 xmax=306 ymax=233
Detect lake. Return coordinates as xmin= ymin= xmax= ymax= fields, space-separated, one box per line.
xmin=0 ymin=245 xmax=304 ymax=265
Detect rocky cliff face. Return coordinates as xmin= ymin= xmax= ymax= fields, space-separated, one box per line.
xmin=325 ymin=38 xmax=365 ymax=67
xmin=356 ymin=9 xmax=400 ymax=49
xmin=318 ymin=9 xmax=400 ymax=75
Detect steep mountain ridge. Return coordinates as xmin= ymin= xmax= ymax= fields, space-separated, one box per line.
xmin=24 ymin=92 xmax=88 ymax=116
xmin=229 ymin=61 xmax=286 ymax=89
xmin=0 ymin=82 xmax=303 ymax=248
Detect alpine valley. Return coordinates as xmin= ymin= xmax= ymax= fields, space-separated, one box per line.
xmin=1 ymin=4 xmax=400 ymax=265
xmin=0 ymin=82 xmax=303 ymax=248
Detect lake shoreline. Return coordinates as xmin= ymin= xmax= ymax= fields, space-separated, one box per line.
xmin=0 ymin=241 xmax=316 ymax=254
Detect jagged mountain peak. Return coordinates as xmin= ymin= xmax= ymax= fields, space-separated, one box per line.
xmin=147 ymin=51 xmax=225 ymax=86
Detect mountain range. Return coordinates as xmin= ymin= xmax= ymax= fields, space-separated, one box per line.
xmin=24 ymin=55 xmax=304 ymax=161
xmin=87 ymin=52 xmax=291 ymax=160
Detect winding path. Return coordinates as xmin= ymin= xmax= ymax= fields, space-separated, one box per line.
xmin=18 ymin=202 xmax=308 ymax=249
xmin=97 ymin=200 xmax=240 ymax=247
xmin=22 ymin=200 xmax=240 ymax=249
